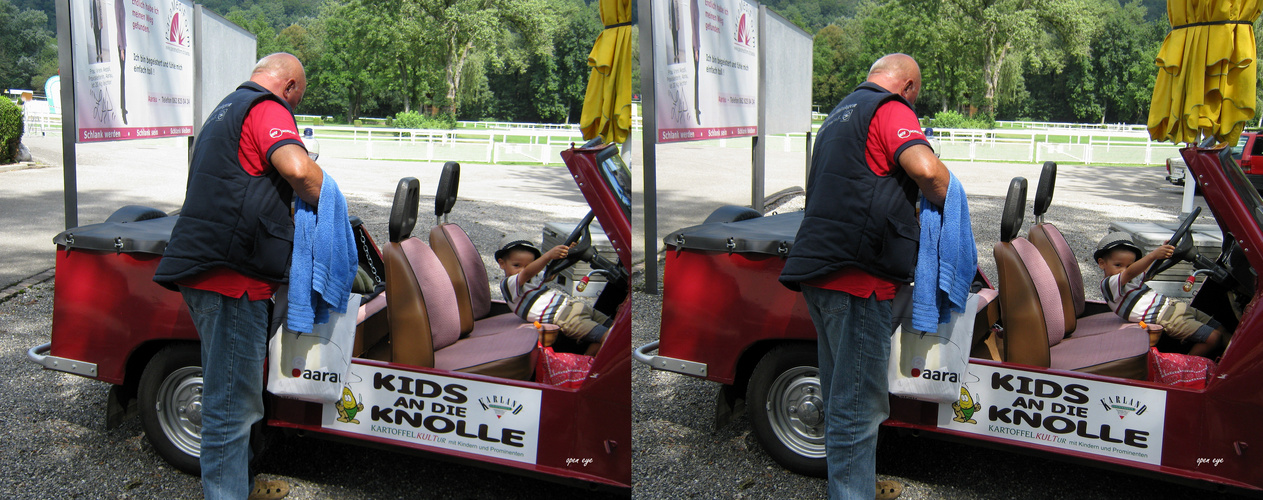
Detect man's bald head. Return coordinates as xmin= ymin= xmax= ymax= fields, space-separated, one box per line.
xmin=867 ymin=53 xmax=922 ymax=106
xmin=251 ymin=53 xmax=307 ymax=108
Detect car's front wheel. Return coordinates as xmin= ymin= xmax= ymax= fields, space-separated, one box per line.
xmin=747 ymin=344 xmax=827 ymax=477
xmin=138 ymin=344 xmax=203 ymax=475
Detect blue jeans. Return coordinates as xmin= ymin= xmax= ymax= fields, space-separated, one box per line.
xmin=180 ymin=287 xmax=270 ymax=500
xmin=801 ymin=286 xmax=894 ymax=500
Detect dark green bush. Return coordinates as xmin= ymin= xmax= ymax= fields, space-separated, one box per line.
xmin=0 ymin=99 xmax=23 ymax=164
xmin=394 ymin=110 xmax=456 ymax=130
xmin=928 ymin=110 xmax=994 ymax=130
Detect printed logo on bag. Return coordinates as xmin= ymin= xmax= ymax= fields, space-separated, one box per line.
xmin=289 ymin=355 xmax=340 ymax=383
xmin=909 ymin=356 xmax=959 ymax=383
xmin=478 ymin=395 xmax=525 ymax=419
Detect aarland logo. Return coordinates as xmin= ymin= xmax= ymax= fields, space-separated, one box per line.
xmin=478 ymin=395 xmax=525 ymax=419
xmin=1099 ymin=395 xmax=1148 ymax=420
xmin=165 ymin=1 xmax=191 ymax=48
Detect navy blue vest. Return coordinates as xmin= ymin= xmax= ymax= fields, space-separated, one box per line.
xmin=154 ymin=82 xmax=297 ymax=289
xmin=779 ymin=82 xmax=922 ymax=290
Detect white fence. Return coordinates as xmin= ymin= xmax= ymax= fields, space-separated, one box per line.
xmin=931 ymin=128 xmax=1181 ymax=165
xmin=22 ymin=100 xmax=60 ymax=136
xmin=15 ymin=111 xmax=1181 ymax=166
xmin=312 ymin=125 xmax=587 ymax=165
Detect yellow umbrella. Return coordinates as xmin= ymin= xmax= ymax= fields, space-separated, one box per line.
xmin=1148 ymin=0 xmax=1261 ymax=146
xmin=579 ymin=0 xmax=633 ymax=144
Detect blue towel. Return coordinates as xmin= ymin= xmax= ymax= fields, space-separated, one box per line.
xmin=287 ymin=172 xmax=358 ymax=333
xmin=912 ymin=173 xmax=977 ymax=331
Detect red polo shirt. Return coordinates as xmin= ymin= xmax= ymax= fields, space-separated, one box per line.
xmin=178 ymin=100 xmax=303 ymax=301
xmin=804 ymin=100 xmax=928 ymax=300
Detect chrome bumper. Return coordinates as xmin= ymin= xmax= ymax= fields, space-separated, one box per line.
xmin=633 ymin=340 xmax=708 ymax=378
xmin=27 ymin=342 xmax=98 ymax=378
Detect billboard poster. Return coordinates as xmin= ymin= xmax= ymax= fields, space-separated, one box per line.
xmin=70 ymin=0 xmax=194 ymax=142
xmin=937 ymin=364 xmax=1167 ymax=466
xmin=322 ymin=363 xmax=543 ymax=465
xmin=652 ymin=0 xmax=758 ymax=143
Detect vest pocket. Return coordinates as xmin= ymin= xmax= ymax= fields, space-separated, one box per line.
xmin=251 ymin=215 xmax=294 ymax=277
xmin=881 ymin=215 xmax=919 ymax=277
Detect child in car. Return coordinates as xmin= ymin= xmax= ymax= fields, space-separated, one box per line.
xmin=495 ymin=233 xmax=610 ymax=352
xmin=1094 ymin=232 xmax=1226 ymax=357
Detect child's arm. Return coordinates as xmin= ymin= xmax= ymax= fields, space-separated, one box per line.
xmin=517 ymin=243 xmax=576 ymax=284
xmin=1122 ymin=243 xmax=1175 ymax=284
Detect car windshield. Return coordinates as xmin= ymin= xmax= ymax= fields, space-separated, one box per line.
xmin=596 ymin=145 xmax=632 ymax=216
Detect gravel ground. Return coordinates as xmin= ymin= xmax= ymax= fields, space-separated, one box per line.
xmin=1 ymin=195 xmax=622 ymax=500
xmin=630 ymin=189 xmax=1253 ymax=499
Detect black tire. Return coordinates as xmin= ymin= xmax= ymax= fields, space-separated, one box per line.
xmin=703 ymin=205 xmax=762 ymax=225
xmin=747 ymin=344 xmax=827 ymax=477
xmin=138 ymin=344 xmax=203 ymax=475
xmin=105 ymin=205 xmax=167 ymax=223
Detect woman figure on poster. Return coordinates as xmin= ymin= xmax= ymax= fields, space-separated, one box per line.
xmin=114 ymin=0 xmax=128 ymax=124
xmin=690 ymin=0 xmax=701 ymax=125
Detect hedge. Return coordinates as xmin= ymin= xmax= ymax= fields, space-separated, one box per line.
xmin=0 ymin=99 xmax=23 ymax=164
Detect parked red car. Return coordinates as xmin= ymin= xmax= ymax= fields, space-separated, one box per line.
xmin=1167 ymin=131 xmax=1256 ymax=189
xmin=29 ymin=139 xmax=632 ymax=492
xmin=638 ymin=147 xmax=1263 ymax=494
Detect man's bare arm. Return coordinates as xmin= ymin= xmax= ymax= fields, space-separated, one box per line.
xmin=271 ymin=143 xmax=322 ymax=206
xmin=899 ymin=143 xmax=950 ymax=207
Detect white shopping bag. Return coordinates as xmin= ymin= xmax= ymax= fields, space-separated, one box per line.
xmin=267 ymin=287 xmax=361 ymax=404
xmin=887 ymin=288 xmax=979 ymax=404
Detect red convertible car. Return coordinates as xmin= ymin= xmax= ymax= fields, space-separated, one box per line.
xmin=637 ymin=146 xmax=1263 ymax=495
xmin=29 ymin=139 xmax=633 ymax=492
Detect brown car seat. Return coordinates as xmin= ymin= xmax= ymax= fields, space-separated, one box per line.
xmin=993 ymin=177 xmax=1149 ymax=379
xmin=382 ymin=177 xmax=538 ymax=379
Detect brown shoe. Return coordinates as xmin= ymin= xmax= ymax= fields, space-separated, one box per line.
xmin=876 ymin=480 xmax=903 ymax=500
xmin=248 ymin=479 xmax=290 ymax=500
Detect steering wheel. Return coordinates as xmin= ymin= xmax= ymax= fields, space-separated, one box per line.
xmin=1145 ymin=207 xmax=1201 ymax=281
xmin=544 ymin=211 xmax=597 ymax=280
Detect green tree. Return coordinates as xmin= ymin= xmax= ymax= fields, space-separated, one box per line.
xmin=366 ymin=0 xmax=559 ymax=116
xmin=939 ymin=0 xmax=1105 ymax=117
xmin=1090 ymin=1 xmax=1164 ymax=123
xmin=0 ymin=0 xmax=54 ymax=91
xmin=554 ymin=0 xmax=603 ymax=123
xmin=811 ymin=22 xmax=867 ymax=110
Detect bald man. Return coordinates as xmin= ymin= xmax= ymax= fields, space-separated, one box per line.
xmin=155 ymin=52 xmax=323 ymax=500
xmin=780 ymin=53 xmax=950 ymax=500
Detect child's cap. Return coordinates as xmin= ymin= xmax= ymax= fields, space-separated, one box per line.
xmin=1093 ymin=232 xmax=1143 ymax=261
xmin=495 ymin=233 xmax=542 ymax=261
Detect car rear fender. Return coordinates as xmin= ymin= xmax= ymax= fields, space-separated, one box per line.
xmin=716 ymin=339 xmax=816 ymax=429
xmin=107 ymin=339 xmax=200 ymax=428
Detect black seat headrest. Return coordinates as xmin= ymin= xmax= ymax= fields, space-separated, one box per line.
xmin=389 ymin=177 xmax=420 ymax=243
xmin=1033 ymin=161 xmax=1056 ymax=218
xmin=1001 ymin=177 xmax=1028 ymax=243
xmin=435 ymin=161 xmax=460 ymax=218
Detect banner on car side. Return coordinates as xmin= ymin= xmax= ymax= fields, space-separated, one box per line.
xmin=322 ymin=363 xmax=542 ymax=464
xmin=937 ymin=364 xmax=1166 ymax=465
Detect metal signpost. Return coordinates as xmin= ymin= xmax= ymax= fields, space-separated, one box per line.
xmin=639 ymin=0 xmax=811 ymax=293
xmin=54 ymin=0 xmax=255 ymax=229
